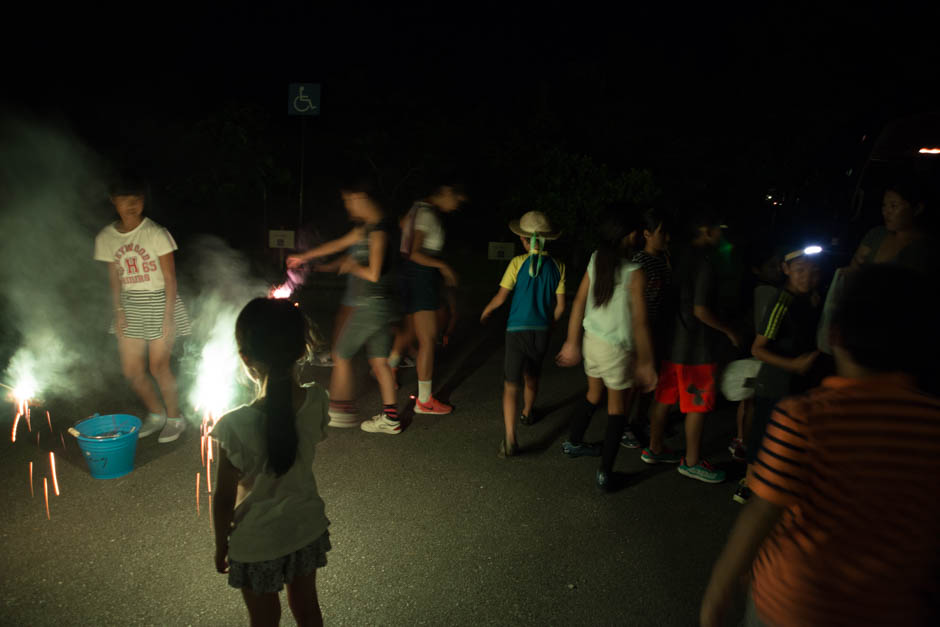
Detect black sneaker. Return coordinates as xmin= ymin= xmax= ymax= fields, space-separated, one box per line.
xmin=732 ymin=478 xmax=751 ymax=504
xmin=596 ymin=469 xmax=611 ymax=492
xmin=520 ymin=411 xmax=535 ymax=426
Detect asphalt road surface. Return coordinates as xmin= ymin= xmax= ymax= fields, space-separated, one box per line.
xmin=0 ymin=281 xmax=746 ymax=626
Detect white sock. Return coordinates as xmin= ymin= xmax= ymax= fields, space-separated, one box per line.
xmin=418 ymin=380 xmax=432 ymax=403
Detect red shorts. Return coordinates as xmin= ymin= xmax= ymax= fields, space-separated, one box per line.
xmin=654 ymin=361 xmax=718 ymax=413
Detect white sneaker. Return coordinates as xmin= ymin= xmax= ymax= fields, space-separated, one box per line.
xmin=360 ymin=413 xmax=401 ymax=435
xmin=328 ymin=408 xmax=359 ymax=428
xmin=158 ymin=417 xmax=186 ymax=443
xmin=139 ymin=413 xmax=166 ymax=438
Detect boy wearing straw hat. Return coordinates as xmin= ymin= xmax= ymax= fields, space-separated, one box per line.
xmin=481 ymin=211 xmax=567 ymax=457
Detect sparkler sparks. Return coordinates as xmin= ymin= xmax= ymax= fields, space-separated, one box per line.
xmin=49 ymin=452 xmax=60 ymax=496
xmin=29 ymin=462 xmax=34 ymax=497
xmin=43 ymin=477 xmax=50 ymax=520
xmin=46 ymin=410 xmax=52 ymax=432
xmin=269 ymin=282 xmax=293 ymax=299
xmin=196 ymin=472 xmax=201 ymax=516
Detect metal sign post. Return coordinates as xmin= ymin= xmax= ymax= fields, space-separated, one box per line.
xmin=288 ymin=83 xmax=321 ymax=229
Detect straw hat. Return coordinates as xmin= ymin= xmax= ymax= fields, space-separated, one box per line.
xmin=509 ymin=211 xmax=562 ymax=240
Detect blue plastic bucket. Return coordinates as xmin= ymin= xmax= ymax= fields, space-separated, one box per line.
xmin=74 ymin=414 xmax=141 ymax=479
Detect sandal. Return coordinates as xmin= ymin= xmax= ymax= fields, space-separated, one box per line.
xmin=498 ymin=440 xmax=520 ymax=458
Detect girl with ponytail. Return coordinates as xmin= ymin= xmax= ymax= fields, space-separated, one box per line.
xmin=211 ymin=298 xmax=331 ymax=626
xmin=555 ymin=204 xmax=658 ymax=491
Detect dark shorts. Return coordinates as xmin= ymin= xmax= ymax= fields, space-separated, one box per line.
xmin=654 ymin=361 xmax=718 ymax=413
xmin=400 ymin=259 xmax=441 ymax=314
xmin=747 ymin=395 xmax=778 ymax=465
xmin=504 ymin=330 xmax=549 ymax=384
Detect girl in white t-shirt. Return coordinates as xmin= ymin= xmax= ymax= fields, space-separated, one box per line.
xmin=93 ymin=180 xmax=191 ymax=443
xmin=555 ymin=206 xmax=658 ymax=490
xmin=212 ymin=298 xmax=330 ymax=626
xmin=390 ymin=183 xmax=467 ymax=415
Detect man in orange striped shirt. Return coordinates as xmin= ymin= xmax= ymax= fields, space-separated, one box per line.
xmin=701 ymin=265 xmax=940 ymax=626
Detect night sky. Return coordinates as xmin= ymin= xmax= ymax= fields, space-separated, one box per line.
xmin=4 ymin=3 xmax=939 ymax=249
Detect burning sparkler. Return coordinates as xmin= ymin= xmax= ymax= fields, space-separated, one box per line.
xmin=269 ymin=282 xmax=293 ymax=299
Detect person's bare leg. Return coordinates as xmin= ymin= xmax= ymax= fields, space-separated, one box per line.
xmin=330 ymin=306 xmax=352 ymax=362
xmin=240 ymin=587 xmax=281 ymax=627
xmin=648 ymin=400 xmax=672 ymax=454
xmin=684 ymin=411 xmax=706 ymax=466
xmin=329 ymin=356 xmax=355 ymax=402
xmin=148 ymin=336 xmax=179 ymax=417
xmin=369 ymin=357 xmax=397 ymax=407
xmin=390 ymin=314 xmax=415 ymax=362
xmin=503 ymin=381 xmax=519 ymax=446
xmin=522 ymin=372 xmax=539 ymax=417
xmin=736 ymin=398 xmax=753 ymax=441
xmin=413 ymin=310 xmax=437 ymax=381
xmin=586 ymin=376 xmax=604 ymax=406
xmin=117 ymin=335 xmax=164 ymax=415
xmin=286 ymin=570 xmax=323 ymax=627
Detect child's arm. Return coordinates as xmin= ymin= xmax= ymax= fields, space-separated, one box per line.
xmin=553 ymin=292 xmax=566 ymax=323
xmin=480 ymin=288 xmax=511 ymax=323
xmin=108 ymin=262 xmax=125 ymax=337
xmin=555 ymin=270 xmax=590 ymax=367
xmin=408 ymin=230 xmax=458 ymax=286
xmin=629 ymin=269 xmax=658 ymax=392
xmin=287 ymin=227 xmax=364 ymax=268
xmin=158 ymin=252 xmax=178 ymax=340
xmin=700 ymin=495 xmax=785 ymax=627
xmin=212 ymin=447 xmax=240 ymax=574
xmin=693 ymin=305 xmax=742 ymax=348
xmin=752 ymin=335 xmax=819 ymax=374
xmin=340 ymin=229 xmax=387 ymax=283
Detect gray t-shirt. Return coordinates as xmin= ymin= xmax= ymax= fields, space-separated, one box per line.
xmin=668 ymin=247 xmax=724 ymax=365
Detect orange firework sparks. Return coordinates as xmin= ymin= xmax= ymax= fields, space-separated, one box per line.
xmin=43 ymin=477 xmax=50 ymax=520
xmin=60 ymin=432 xmax=67 ymax=453
xmin=29 ymin=461 xmax=34 ymax=497
xmin=46 ymin=410 xmax=52 ymax=432
xmin=269 ymin=282 xmax=293 ymax=299
xmin=196 ymin=472 xmax=201 ymax=516
xmin=49 ymin=452 xmax=60 ymax=496
xmin=207 ymin=456 xmax=212 ymax=493
xmin=11 ymin=411 xmax=20 ymax=443
xmin=25 ymin=404 xmax=31 ymax=432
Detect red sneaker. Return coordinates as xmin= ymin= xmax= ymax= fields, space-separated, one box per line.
xmin=414 ymin=396 xmax=453 ymax=415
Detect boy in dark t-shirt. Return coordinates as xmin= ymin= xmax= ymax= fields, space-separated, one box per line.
xmin=734 ymin=243 xmax=822 ymax=503
xmin=642 ymin=212 xmax=742 ymax=484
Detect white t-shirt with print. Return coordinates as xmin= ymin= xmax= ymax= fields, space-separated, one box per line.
xmin=93 ymin=218 xmax=178 ymax=291
xmin=210 ymin=383 xmax=331 ymax=563
xmin=413 ymin=202 xmax=445 ymax=253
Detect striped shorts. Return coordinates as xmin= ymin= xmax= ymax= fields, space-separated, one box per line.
xmin=110 ymin=289 xmax=192 ymax=341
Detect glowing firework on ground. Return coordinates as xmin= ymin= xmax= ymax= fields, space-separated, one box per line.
xmin=8 ymin=373 xmax=37 ymax=442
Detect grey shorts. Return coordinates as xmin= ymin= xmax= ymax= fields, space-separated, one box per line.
xmin=334 ymin=299 xmax=394 ymax=360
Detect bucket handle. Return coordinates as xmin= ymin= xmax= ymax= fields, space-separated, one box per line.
xmin=68 ymin=414 xmax=138 ymax=439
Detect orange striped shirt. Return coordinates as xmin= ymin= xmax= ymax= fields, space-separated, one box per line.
xmin=749 ymin=374 xmax=940 ymax=627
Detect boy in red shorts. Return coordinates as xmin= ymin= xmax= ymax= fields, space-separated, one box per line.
xmin=641 ymin=211 xmax=741 ymax=483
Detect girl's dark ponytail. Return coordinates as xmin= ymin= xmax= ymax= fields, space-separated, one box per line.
xmin=593 ymin=204 xmax=639 ymax=307
xmin=235 ymin=298 xmax=314 ymax=477
xmin=263 ymin=364 xmax=298 ymax=476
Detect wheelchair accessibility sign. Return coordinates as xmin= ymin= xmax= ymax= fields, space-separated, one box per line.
xmin=288 ymin=83 xmax=321 ymax=116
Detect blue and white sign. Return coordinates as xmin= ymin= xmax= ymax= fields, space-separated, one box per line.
xmin=288 ymin=83 xmax=321 ymax=116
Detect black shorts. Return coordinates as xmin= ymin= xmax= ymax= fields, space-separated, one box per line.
xmin=400 ymin=259 xmax=441 ymax=314
xmin=504 ymin=330 xmax=549 ymax=384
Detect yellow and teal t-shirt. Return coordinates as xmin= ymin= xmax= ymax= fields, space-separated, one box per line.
xmin=499 ymin=252 xmax=566 ymax=332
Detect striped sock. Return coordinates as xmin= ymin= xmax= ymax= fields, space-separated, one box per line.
xmin=330 ymin=400 xmax=356 ymax=414
xmin=383 ymin=404 xmax=399 ymax=421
